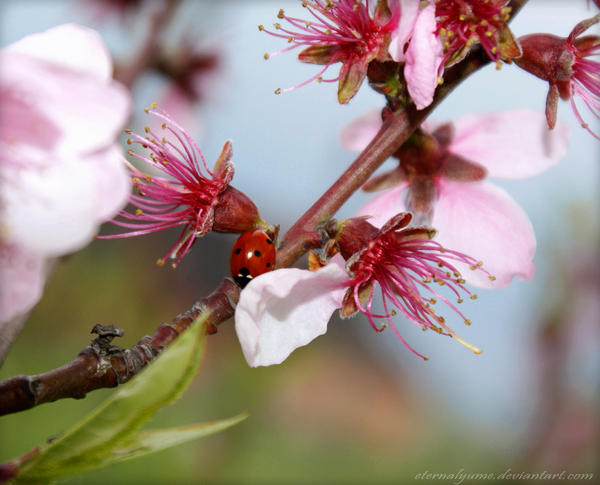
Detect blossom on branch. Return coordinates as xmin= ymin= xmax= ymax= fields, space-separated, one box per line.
xmin=341 ymin=109 xmax=570 ymax=287
xmin=259 ymin=0 xmax=419 ymax=104
xmin=235 ymin=213 xmax=490 ymax=367
xmin=515 ymin=14 xmax=600 ymax=139
xmin=0 ymin=24 xmax=131 ymax=325
xmin=100 ymin=106 xmax=261 ymax=267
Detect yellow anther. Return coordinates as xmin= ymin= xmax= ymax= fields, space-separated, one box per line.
xmin=470 ymin=294 xmax=478 ymax=300
xmin=305 ymin=21 xmax=311 ymax=27
xmin=464 ymin=319 xmax=472 ymax=326
xmin=485 ymin=30 xmax=493 ymax=38
xmin=161 ymin=123 xmax=166 ymax=129
xmin=126 ymin=139 xmax=132 ymax=145
xmin=496 ymin=60 xmax=502 ymax=70
xmin=437 ymin=316 xmax=445 ymax=323
xmin=424 ymin=356 xmax=430 ymax=361
xmin=277 ymin=9 xmax=285 ymax=19
xmin=380 ymin=322 xmax=388 ymax=329
xmin=132 ymin=177 xmax=140 ymax=184
xmin=317 ymin=76 xmax=323 ymax=83
xmin=457 ymin=278 xmax=466 ymax=284
xmin=470 ymin=265 xmax=476 ymax=270
xmin=274 ymin=22 xmax=281 ymax=29
xmin=144 ymin=176 xmax=152 ymax=182
xmin=274 ymin=88 xmax=282 ymax=95
xmin=156 ymin=258 xmax=165 ymax=267
xmin=151 ymin=102 xmax=157 ymax=109
xmin=144 ymin=107 xmax=149 ymax=113
xmin=430 ymin=298 xmax=437 ymax=305
xmin=488 ymin=275 xmax=496 ymax=281
xmin=391 ymin=309 xmax=397 ymax=316
xmin=264 ymin=53 xmax=270 ymax=60
xmin=457 ymin=298 xmax=464 ymax=304
xmin=288 ymin=37 xmax=294 ymax=43
xmin=258 ymin=24 xmax=264 ymax=31
xmin=161 ymin=137 xmax=167 ymax=143
xmin=144 ymin=126 xmax=150 ymax=133
xmin=437 ymin=76 xmax=444 ymax=85
xmin=124 ymin=129 xmax=132 ymax=134
xmin=459 ymin=14 xmax=466 ymax=21
xmin=135 ymin=209 xmax=143 ymax=216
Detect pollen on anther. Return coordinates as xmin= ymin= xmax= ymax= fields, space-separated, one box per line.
xmin=488 ymin=275 xmax=496 ymax=281
xmin=144 ymin=126 xmax=150 ymax=133
xmin=156 ymin=258 xmax=165 ymax=267
xmin=126 ymin=139 xmax=132 ymax=145
xmin=457 ymin=298 xmax=464 ymax=304
xmin=277 ymin=9 xmax=284 ymax=19
xmin=258 ymin=24 xmax=264 ymax=31
xmin=464 ymin=319 xmax=472 ymax=326
xmin=151 ymin=102 xmax=157 ymax=109
xmin=124 ymin=129 xmax=132 ymax=134
xmin=264 ymin=53 xmax=270 ymax=60
xmin=275 ymin=88 xmax=282 ymax=94
xmin=135 ymin=209 xmax=143 ymax=216
xmin=161 ymin=123 xmax=166 ymax=130
xmin=470 ymin=294 xmax=478 ymax=300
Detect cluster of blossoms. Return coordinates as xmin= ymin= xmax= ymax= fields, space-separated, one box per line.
xmin=262 ymin=0 xmax=599 ymax=133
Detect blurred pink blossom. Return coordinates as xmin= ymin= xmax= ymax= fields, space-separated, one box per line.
xmin=0 ymin=24 xmax=131 ymax=326
xmin=341 ymin=109 xmax=570 ymax=288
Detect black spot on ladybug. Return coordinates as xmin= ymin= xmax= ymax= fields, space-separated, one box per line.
xmin=254 ymin=250 xmax=261 ymax=257
xmin=266 ymin=239 xmax=273 ymax=244
xmin=235 ymin=248 xmax=241 ymax=255
xmin=238 ymin=267 xmax=250 ymax=277
xmin=266 ymin=262 xmax=271 ymax=268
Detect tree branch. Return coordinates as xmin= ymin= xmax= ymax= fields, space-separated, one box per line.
xmin=0 ymin=279 xmax=239 ymax=416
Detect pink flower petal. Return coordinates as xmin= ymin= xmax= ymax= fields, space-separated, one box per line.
xmin=448 ymin=110 xmax=571 ymax=179
xmin=403 ymin=3 xmax=443 ymax=110
xmin=0 ymin=243 xmax=46 ymax=324
xmin=339 ymin=109 xmax=382 ymax=152
xmin=388 ymin=0 xmax=420 ymax=62
xmin=432 ymin=180 xmax=536 ymax=288
xmin=356 ymin=184 xmax=408 ymax=229
xmin=0 ymin=51 xmax=130 ymax=155
xmin=235 ymin=256 xmax=350 ymax=367
xmin=4 ymin=24 xmax=113 ymax=81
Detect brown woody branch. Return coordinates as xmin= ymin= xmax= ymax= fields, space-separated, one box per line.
xmin=0 ymin=278 xmax=239 ymax=416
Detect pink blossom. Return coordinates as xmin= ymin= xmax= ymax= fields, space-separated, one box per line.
xmin=516 ymin=15 xmax=600 ymax=139
xmin=259 ymin=0 xmax=418 ymax=103
xmin=341 ymin=109 xmax=570 ymax=288
xmin=99 ymin=106 xmax=261 ymax=267
xmin=235 ymin=213 xmax=490 ymax=367
xmin=400 ymin=0 xmax=522 ymax=109
xmin=0 ymin=24 xmax=131 ymax=325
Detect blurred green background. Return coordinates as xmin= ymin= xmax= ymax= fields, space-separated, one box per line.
xmin=1 ymin=1 xmax=598 ymax=483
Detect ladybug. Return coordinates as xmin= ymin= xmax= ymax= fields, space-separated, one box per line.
xmin=230 ymin=228 xmax=276 ymax=288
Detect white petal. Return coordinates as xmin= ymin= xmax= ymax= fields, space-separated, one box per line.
xmin=3 ymin=148 xmax=128 ymax=256
xmin=235 ymin=256 xmax=350 ymax=367
xmin=4 ymin=24 xmax=113 ymax=80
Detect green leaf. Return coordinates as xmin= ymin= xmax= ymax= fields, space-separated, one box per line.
xmin=103 ymin=414 xmax=248 ymax=465
xmin=14 ymin=314 xmax=241 ymax=483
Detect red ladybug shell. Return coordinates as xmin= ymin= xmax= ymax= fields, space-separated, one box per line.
xmin=230 ymin=229 xmax=276 ymax=288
